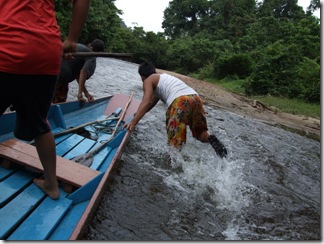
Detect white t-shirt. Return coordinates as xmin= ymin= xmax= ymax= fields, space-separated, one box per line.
xmin=153 ymin=73 xmax=198 ymax=107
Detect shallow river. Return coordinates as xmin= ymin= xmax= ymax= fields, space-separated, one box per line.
xmin=67 ymin=58 xmax=320 ymax=241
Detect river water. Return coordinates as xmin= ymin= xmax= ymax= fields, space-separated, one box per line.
xmin=67 ymin=58 xmax=320 ymax=241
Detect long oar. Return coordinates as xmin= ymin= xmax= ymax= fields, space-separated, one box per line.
xmin=71 ymin=92 xmax=134 ymax=166
xmin=70 ymin=52 xmax=132 ymax=59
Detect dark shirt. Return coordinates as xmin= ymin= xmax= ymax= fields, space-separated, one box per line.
xmin=58 ymin=43 xmax=96 ymax=83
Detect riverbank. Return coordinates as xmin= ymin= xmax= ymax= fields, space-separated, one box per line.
xmin=158 ymin=69 xmax=320 ymax=141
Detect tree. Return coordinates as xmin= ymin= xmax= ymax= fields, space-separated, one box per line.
xmin=257 ymin=0 xmax=305 ymax=19
xmin=307 ymin=0 xmax=320 ymax=14
xmin=162 ymin=0 xmax=210 ymax=38
xmin=55 ymin=0 xmax=123 ymax=50
xmin=247 ymin=49 xmax=321 ymax=104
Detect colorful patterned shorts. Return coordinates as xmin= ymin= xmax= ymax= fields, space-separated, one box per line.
xmin=166 ymin=94 xmax=208 ymax=147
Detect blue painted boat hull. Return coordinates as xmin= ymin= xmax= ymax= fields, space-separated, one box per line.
xmin=0 ymin=94 xmax=140 ymax=240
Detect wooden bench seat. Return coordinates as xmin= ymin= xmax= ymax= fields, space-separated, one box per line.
xmin=0 ymin=139 xmax=100 ymax=189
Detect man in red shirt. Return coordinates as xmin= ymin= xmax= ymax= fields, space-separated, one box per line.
xmin=0 ymin=0 xmax=90 ymax=199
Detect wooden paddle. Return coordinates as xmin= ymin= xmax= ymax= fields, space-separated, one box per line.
xmin=71 ymin=92 xmax=134 ymax=166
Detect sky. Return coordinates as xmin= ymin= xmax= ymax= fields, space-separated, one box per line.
xmin=114 ymin=0 xmax=320 ymax=33
xmin=114 ymin=0 xmax=170 ymax=33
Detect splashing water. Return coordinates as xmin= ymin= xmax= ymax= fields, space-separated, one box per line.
xmin=68 ymin=58 xmax=320 ymax=241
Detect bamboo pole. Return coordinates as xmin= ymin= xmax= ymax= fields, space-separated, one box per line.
xmin=70 ymin=52 xmax=132 ymax=58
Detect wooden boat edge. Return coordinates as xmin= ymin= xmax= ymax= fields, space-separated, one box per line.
xmin=69 ymin=129 xmax=132 ymax=240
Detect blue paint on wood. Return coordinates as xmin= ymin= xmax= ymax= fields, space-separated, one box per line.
xmin=90 ymin=146 xmax=112 ymax=170
xmin=67 ymin=172 xmax=104 ymax=204
xmin=0 ymin=132 xmax=15 ymax=143
xmin=0 ymin=166 xmax=16 ymax=181
xmin=54 ymin=133 xmax=72 ymax=145
xmin=108 ymin=130 xmax=126 ymax=149
xmin=7 ymin=189 xmax=72 ymax=240
xmin=97 ymin=147 xmax=118 ymax=172
xmin=64 ymin=138 xmax=96 ymax=160
xmin=0 ymin=170 xmax=38 ymax=207
xmin=0 ymin=184 xmax=45 ymax=239
xmin=0 ymin=111 xmax=16 ymax=135
xmin=113 ymin=107 xmax=122 ymax=116
xmin=48 ymin=105 xmax=66 ymax=129
xmin=48 ymin=200 xmax=89 ymax=240
xmin=0 ymin=95 xmax=139 ymax=240
xmin=97 ymin=133 xmax=112 ymax=142
xmin=51 ymin=127 xmax=65 ymax=135
xmin=55 ymin=134 xmax=84 ymax=157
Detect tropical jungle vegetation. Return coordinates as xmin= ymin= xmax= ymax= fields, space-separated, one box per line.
xmin=55 ymin=0 xmax=320 ymax=105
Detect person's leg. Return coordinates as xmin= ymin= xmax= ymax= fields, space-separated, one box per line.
xmin=190 ymin=95 xmax=227 ymax=158
xmin=198 ymin=130 xmax=209 ymax=142
xmin=13 ymin=74 xmax=60 ymax=199
xmin=195 ymin=129 xmax=227 ymax=158
xmin=33 ymin=76 xmax=60 ymax=199
xmin=166 ymin=98 xmax=187 ymax=148
xmin=207 ymin=134 xmax=227 ymax=158
xmin=0 ymin=72 xmax=14 ymax=115
xmin=33 ymin=131 xmax=59 ymax=199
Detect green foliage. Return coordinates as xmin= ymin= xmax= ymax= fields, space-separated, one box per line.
xmin=214 ymin=78 xmax=246 ymax=94
xmin=83 ymin=0 xmax=122 ymax=46
xmin=162 ymin=0 xmax=210 ymax=39
xmin=245 ymin=41 xmax=320 ymax=103
xmin=165 ymin=36 xmax=220 ymax=73
xmin=54 ymin=0 xmax=72 ymax=40
xmin=295 ymin=57 xmax=320 ymax=103
xmin=55 ymin=0 xmax=122 ymax=49
xmin=252 ymin=96 xmax=320 ymax=118
xmin=256 ymin=0 xmax=305 ymax=19
xmin=214 ymin=53 xmax=254 ymax=79
xmin=245 ymin=41 xmax=302 ymax=97
xmin=195 ymin=63 xmax=214 ymax=80
xmin=293 ymin=17 xmax=320 ymax=60
xmin=53 ymin=0 xmax=320 ymax=105
xmin=123 ymin=27 xmax=169 ymax=69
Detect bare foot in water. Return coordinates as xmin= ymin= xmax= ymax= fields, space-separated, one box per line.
xmin=33 ymin=178 xmax=60 ymax=200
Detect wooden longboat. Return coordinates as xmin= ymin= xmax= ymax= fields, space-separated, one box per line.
xmin=0 ymin=93 xmax=140 ymax=240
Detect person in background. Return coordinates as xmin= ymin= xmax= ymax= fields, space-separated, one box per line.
xmin=52 ymin=39 xmax=105 ymax=103
xmin=123 ymin=62 xmax=228 ymax=158
xmin=0 ymin=0 xmax=90 ymax=199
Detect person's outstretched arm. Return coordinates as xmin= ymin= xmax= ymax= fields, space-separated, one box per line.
xmin=123 ymin=77 xmax=158 ymax=132
xmin=62 ymin=0 xmax=90 ymax=53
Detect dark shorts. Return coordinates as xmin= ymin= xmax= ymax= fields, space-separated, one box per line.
xmin=0 ymin=72 xmax=58 ymax=141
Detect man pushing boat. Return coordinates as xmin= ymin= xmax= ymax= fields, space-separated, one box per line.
xmin=123 ymin=62 xmax=228 ymax=158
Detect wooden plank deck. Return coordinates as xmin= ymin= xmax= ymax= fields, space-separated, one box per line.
xmin=0 ymin=184 xmax=46 ymax=239
xmin=0 ymin=135 xmax=109 ymax=240
xmin=0 ymin=139 xmax=100 ymax=188
xmin=0 ymin=94 xmax=138 ymax=240
xmin=7 ymin=191 xmax=73 ymax=240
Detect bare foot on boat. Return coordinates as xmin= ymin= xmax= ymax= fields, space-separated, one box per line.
xmin=33 ymin=178 xmax=60 ymax=200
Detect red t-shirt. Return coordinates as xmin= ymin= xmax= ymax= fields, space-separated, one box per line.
xmin=0 ymin=0 xmax=62 ymax=75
